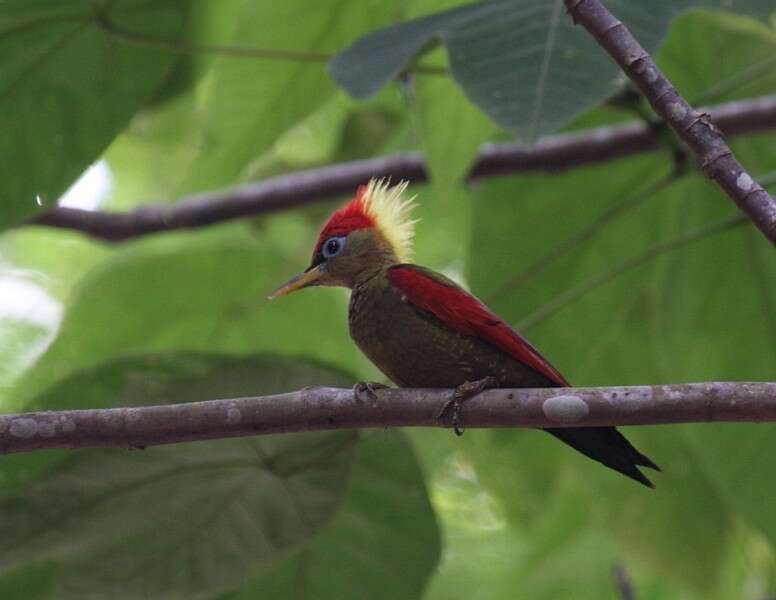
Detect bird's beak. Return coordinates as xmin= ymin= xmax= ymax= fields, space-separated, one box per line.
xmin=268 ymin=264 xmax=325 ymax=299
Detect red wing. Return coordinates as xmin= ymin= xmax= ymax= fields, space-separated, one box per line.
xmin=387 ymin=265 xmax=569 ymax=387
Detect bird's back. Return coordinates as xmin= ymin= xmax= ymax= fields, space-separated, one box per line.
xmin=349 ymin=267 xmax=553 ymax=389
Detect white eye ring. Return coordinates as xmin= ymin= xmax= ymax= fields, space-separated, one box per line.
xmin=321 ymin=236 xmax=347 ymax=259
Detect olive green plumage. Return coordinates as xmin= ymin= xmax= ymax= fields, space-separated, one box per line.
xmin=348 ymin=264 xmax=658 ymax=488
xmin=349 ymin=266 xmax=550 ymax=389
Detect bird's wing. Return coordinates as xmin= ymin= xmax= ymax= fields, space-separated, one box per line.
xmin=386 ymin=264 xmax=570 ymax=387
xmin=387 ymin=264 xmax=659 ymax=487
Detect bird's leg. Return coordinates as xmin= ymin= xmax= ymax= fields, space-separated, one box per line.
xmin=438 ymin=376 xmax=499 ymax=436
xmin=353 ymin=381 xmax=390 ymax=403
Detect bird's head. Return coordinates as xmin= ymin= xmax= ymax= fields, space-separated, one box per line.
xmin=269 ymin=179 xmax=417 ymax=298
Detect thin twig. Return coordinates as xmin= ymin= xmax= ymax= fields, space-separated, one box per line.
xmin=564 ymin=0 xmax=776 ymax=244
xmin=27 ymin=95 xmax=776 ymax=242
xmin=0 ymin=382 xmax=774 ymax=454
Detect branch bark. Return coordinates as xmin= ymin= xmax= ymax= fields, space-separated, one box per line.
xmin=28 ymin=94 xmax=776 ymax=242
xmin=565 ymin=0 xmax=776 ymax=245
xmin=1 ymin=382 xmax=774 ymax=454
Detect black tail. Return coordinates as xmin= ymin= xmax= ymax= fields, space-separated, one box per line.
xmin=545 ymin=426 xmax=660 ymax=488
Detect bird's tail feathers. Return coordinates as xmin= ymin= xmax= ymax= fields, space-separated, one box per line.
xmin=545 ymin=426 xmax=660 ymax=488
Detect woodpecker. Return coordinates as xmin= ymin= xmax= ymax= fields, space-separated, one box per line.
xmin=271 ymin=179 xmax=658 ymax=487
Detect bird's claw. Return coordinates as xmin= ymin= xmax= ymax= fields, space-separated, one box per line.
xmin=353 ymin=381 xmax=389 ymax=403
xmin=438 ymin=376 xmax=499 ymax=436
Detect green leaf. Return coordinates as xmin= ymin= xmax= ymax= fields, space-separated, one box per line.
xmin=0 ymin=563 xmax=57 ymax=600
xmin=463 ymin=157 xmax=770 ymax=592
xmin=8 ymin=224 xmax=377 ymax=408
xmin=228 ymin=430 xmax=441 ymax=600
xmin=413 ymin=76 xmax=495 ymax=189
xmin=329 ymin=0 xmax=775 ymax=140
xmin=0 ymin=0 xmax=185 ymax=229
xmin=0 ymin=353 xmax=358 ymax=599
xmin=175 ymin=0 xmax=412 ymax=195
xmin=460 ymin=11 xmax=776 ymax=592
xmin=103 ymin=0 xmax=249 ymax=209
xmin=659 ymin=10 xmax=776 ymax=105
xmin=422 ymin=443 xmax=664 ymax=600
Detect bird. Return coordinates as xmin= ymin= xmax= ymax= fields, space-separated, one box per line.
xmin=270 ymin=179 xmax=659 ymax=487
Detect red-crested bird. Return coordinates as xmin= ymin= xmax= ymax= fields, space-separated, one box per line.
xmin=270 ymin=179 xmax=659 ymax=487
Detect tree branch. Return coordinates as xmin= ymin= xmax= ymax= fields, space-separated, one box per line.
xmin=565 ymin=0 xmax=776 ymax=245
xmin=28 ymin=94 xmax=776 ymax=242
xmin=1 ymin=382 xmax=774 ymax=454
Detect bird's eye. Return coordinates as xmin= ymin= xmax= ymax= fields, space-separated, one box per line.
xmin=321 ymin=236 xmax=346 ymax=259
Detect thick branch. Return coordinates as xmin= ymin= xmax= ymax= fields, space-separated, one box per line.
xmin=1 ymin=382 xmax=774 ymax=454
xmin=28 ymin=94 xmax=776 ymax=242
xmin=565 ymin=0 xmax=776 ymax=245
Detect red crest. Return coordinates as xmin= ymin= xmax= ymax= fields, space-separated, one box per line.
xmin=313 ymin=186 xmax=375 ymax=257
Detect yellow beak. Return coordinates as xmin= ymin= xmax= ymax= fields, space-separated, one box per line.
xmin=268 ymin=264 xmax=325 ymax=299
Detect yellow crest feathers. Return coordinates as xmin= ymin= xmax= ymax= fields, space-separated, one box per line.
xmin=359 ymin=178 xmax=418 ymax=262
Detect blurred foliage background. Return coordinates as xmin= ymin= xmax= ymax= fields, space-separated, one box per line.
xmin=1 ymin=1 xmax=775 ymax=598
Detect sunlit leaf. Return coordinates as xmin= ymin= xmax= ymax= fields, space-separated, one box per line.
xmin=9 ymin=224 xmax=377 ymax=408
xmin=176 ymin=0 xmax=412 ymax=195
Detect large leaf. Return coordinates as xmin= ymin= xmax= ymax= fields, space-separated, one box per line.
xmin=659 ymin=125 xmax=776 ymax=565
xmin=412 ymin=76 xmax=495 ymax=191
xmin=0 ymin=353 xmax=358 ymax=599
xmin=228 ymin=430 xmax=441 ymax=600
xmin=329 ymin=0 xmax=775 ymax=140
xmin=460 ymin=12 xmax=776 ymax=595
xmin=0 ymin=0 xmax=185 ymax=230
xmin=7 ymin=224 xmax=377 ymax=408
xmin=175 ymin=0 xmax=412 ymax=195
xmin=463 ymin=156 xmax=775 ymax=594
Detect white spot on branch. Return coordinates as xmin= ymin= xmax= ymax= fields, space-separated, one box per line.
xmin=226 ymin=407 xmax=242 ymax=425
xmin=38 ymin=421 xmax=56 ymax=438
xmin=9 ymin=418 xmax=38 ymax=439
xmin=669 ymin=103 xmax=687 ymax=121
xmin=736 ymin=172 xmax=754 ymax=191
xmin=542 ymin=394 xmax=590 ymax=423
xmin=59 ymin=417 xmax=76 ymax=433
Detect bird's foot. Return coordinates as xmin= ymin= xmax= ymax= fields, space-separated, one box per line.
xmin=353 ymin=381 xmax=389 ymax=403
xmin=438 ymin=376 xmax=499 ymax=436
